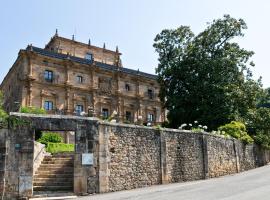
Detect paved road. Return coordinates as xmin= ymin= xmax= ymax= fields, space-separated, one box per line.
xmin=78 ymin=165 xmax=270 ymax=200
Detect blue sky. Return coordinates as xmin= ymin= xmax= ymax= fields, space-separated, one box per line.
xmin=1 ymin=0 xmax=270 ymax=87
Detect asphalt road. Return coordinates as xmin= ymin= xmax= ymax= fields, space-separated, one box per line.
xmin=77 ymin=165 xmax=270 ymax=200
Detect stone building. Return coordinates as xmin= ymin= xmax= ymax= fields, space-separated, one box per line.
xmin=0 ymin=32 xmax=165 ymax=124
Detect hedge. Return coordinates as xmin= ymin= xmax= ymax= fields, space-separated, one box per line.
xmin=46 ymin=142 xmax=74 ymax=154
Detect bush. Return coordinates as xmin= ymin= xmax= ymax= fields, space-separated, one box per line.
xmin=218 ymin=121 xmax=254 ymax=144
xmin=253 ymin=133 xmax=270 ymax=149
xmin=20 ymin=106 xmax=46 ymax=114
xmin=38 ymin=132 xmax=62 ymax=145
xmin=46 ymin=142 xmax=74 ymax=154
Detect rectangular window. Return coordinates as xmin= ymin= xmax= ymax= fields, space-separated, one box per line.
xmin=148 ymin=89 xmax=154 ymax=99
xmin=77 ymin=75 xmax=83 ymax=84
xmin=125 ymin=84 xmax=130 ymax=92
xmin=147 ymin=113 xmax=154 ymax=122
xmin=44 ymin=101 xmax=53 ymax=111
xmin=102 ymin=108 xmax=109 ymax=119
xmin=125 ymin=111 xmax=132 ymax=122
xmin=75 ymin=105 xmax=84 ymax=114
xmin=44 ymin=70 xmax=53 ymax=82
xmin=85 ymin=53 xmax=93 ymax=60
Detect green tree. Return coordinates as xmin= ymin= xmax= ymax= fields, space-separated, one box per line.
xmin=153 ymin=15 xmax=262 ymax=130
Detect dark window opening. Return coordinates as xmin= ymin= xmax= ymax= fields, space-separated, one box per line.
xmin=44 ymin=101 xmax=53 ymax=111
xmin=85 ymin=53 xmax=93 ymax=60
xmin=148 ymin=89 xmax=154 ymax=99
xmin=44 ymin=70 xmax=53 ymax=82
xmin=77 ymin=75 xmax=83 ymax=84
xmin=75 ymin=105 xmax=84 ymax=115
xmin=125 ymin=111 xmax=132 ymax=122
xmin=147 ymin=113 xmax=154 ymax=122
xmin=102 ymin=108 xmax=109 ymax=119
xmin=125 ymin=84 xmax=130 ymax=91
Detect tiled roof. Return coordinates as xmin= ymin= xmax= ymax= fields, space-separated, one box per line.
xmin=26 ymin=46 xmax=157 ymax=80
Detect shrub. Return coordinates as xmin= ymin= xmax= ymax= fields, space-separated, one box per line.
xmin=218 ymin=121 xmax=254 ymax=144
xmin=46 ymin=142 xmax=74 ymax=154
xmin=253 ymin=133 xmax=270 ymax=149
xmin=38 ymin=132 xmax=62 ymax=145
xmin=20 ymin=106 xmax=46 ymax=114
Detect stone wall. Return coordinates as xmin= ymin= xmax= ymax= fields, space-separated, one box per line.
xmin=107 ymin=126 xmax=161 ymax=191
xmin=1 ymin=113 xmax=270 ymax=199
xmin=99 ymin=123 xmax=270 ymax=193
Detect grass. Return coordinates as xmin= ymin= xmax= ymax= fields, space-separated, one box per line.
xmin=46 ymin=142 xmax=74 ymax=154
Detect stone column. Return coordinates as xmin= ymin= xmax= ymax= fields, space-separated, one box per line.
xmin=160 ymin=130 xmax=168 ymax=184
xmin=98 ymin=124 xmax=110 ymax=193
xmin=202 ymin=135 xmax=209 ymax=179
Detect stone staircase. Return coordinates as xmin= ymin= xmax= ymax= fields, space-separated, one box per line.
xmin=33 ymin=153 xmax=74 ymax=194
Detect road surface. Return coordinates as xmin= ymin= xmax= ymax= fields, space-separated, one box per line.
xmin=78 ymin=165 xmax=270 ymax=200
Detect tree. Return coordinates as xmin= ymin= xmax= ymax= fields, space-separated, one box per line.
xmin=153 ymin=15 xmax=262 ymax=130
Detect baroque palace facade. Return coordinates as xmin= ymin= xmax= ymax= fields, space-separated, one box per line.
xmin=0 ymin=32 xmax=165 ymax=124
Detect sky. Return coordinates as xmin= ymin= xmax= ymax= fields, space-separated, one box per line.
xmin=0 ymin=0 xmax=270 ymax=87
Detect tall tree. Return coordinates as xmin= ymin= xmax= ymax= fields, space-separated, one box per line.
xmin=154 ymin=15 xmax=262 ymax=130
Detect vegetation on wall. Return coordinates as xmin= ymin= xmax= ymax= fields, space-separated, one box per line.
xmin=218 ymin=121 xmax=254 ymax=144
xmin=0 ymin=91 xmax=8 ymax=128
xmin=20 ymin=106 xmax=46 ymax=114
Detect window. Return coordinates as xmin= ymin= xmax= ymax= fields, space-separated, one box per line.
xmin=148 ymin=89 xmax=154 ymax=99
xmin=75 ymin=105 xmax=84 ymax=114
xmin=147 ymin=113 xmax=154 ymax=122
xmin=77 ymin=75 xmax=83 ymax=84
xmin=102 ymin=108 xmax=109 ymax=119
xmin=44 ymin=70 xmax=53 ymax=82
xmin=125 ymin=111 xmax=132 ymax=122
xmin=44 ymin=101 xmax=53 ymax=111
xmin=85 ymin=53 xmax=93 ymax=60
xmin=125 ymin=84 xmax=130 ymax=92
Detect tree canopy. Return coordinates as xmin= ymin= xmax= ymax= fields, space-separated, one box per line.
xmin=153 ymin=15 xmax=262 ymax=130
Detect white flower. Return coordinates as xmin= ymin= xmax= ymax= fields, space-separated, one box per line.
xmin=189 ymin=123 xmax=192 ymax=126
xmin=194 ymin=121 xmax=198 ymax=124
xmin=203 ymin=126 xmax=208 ymax=130
xmin=198 ymin=125 xmax=202 ymax=128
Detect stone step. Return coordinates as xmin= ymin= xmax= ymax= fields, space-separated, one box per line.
xmin=33 ymin=186 xmax=73 ymax=191
xmin=41 ymin=160 xmax=74 ymax=165
xmin=34 ymin=177 xmax=73 ymax=182
xmin=32 ymin=191 xmax=76 ymax=198
xmin=35 ymin=171 xmax=73 ymax=176
xmin=34 ymin=174 xmax=73 ymax=179
xmin=33 ymin=181 xmax=73 ymax=186
xmin=42 ymin=157 xmax=74 ymax=161
xmin=39 ymin=164 xmax=74 ymax=168
xmin=37 ymin=166 xmax=74 ymax=171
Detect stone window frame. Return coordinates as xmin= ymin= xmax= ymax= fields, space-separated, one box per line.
xmin=44 ymin=100 xmax=53 ymax=111
xmin=125 ymin=83 xmax=131 ymax=92
xmin=125 ymin=110 xmax=133 ymax=123
xmin=75 ymin=104 xmax=84 ymax=115
xmin=44 ymin=70 xmax=54 ymax=83
xmin=76 ymin=75 xmax=84 ymax=84
xmin=101 ymin=108 xmax=109 ymax=119
xmin=147 ymin=112 xmax=155 ymax=122
xmin=85 ymin=52 xmax=93 ymax=60
xmin=147 ymin=88 xmax=154 ymax=99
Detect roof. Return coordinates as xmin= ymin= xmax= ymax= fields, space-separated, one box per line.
xmin=26 ymin=46 xmax=157 ymax=80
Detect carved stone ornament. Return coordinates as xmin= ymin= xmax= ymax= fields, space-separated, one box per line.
xmin=98 ymin=77 xmax=112 ymax=95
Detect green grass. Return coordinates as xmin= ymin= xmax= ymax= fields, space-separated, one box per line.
xmin=46 ymin=142 xmax=74 ymax=154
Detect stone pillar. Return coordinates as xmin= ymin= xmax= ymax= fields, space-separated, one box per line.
xmin=202 ymin=135 xmax=209 ymax=179
xmin=160 ymin=130 xmax=168 ymax=184
xmin=233 ymin=139 xmax=240 ymax=173
xmin=98 ymin=124 xmax=110 ymax=193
